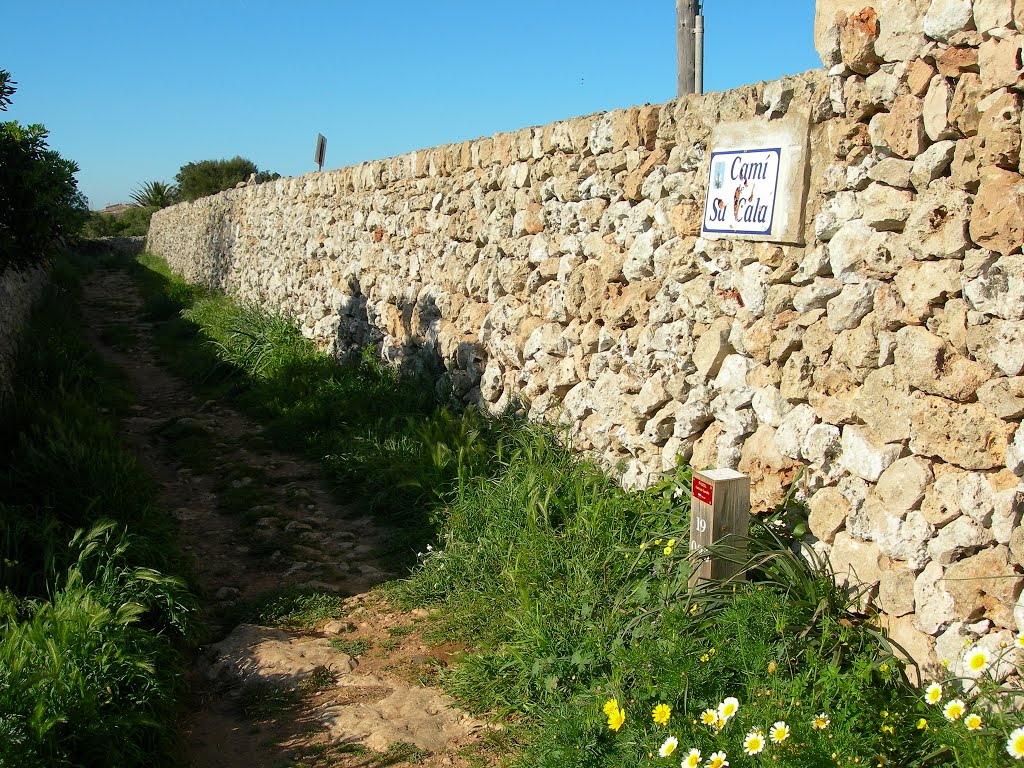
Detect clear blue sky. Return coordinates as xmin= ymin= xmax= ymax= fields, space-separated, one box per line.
xmin=5 ymin=1 xmax=820 ymax=209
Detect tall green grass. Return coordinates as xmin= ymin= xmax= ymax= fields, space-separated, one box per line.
xmin=0 ymin=252 xmax=196 ymax=767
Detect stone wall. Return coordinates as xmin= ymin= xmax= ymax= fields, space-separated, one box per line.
xmin=147 ymin=0 xmax=1024 ymax=676
xmin=0 ymin=265 xmax=47 ymax=400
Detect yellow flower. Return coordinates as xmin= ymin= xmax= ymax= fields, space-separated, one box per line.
xmin=813 ymin=713 xmax=830 ymax=731
xmin=707 ymin=750 xmax=729 ymax=768
xmin=689 ymin=604 xmax=699 ymax=614
xmin=770 ymin=721 xmax=790 ymax=744
xmin=916 ymin=718 xmax=928 ymax=731
xmin=767 ymin=660 xmax=778 ymax=673
xmin=667 ymin=539 xmax=676 ymax=547
xmin=743 ymin=730 xmax=765 ymax=756
xmin=700 ymin=709 xmax=718 ymax=726
xmin=964 ymin=713 xmax=982 ymax=731
xmin=659 ymin=736 xmax=679 ymax=758
xmin=607 ymin=704 xmax=626 ymax=732
xmin=652 ymin=703 xmax=672 ymax=725
xmin=684 ymin=748 xmax=702 ymax=768
xmin=924 ymin=682 xmax=942 ymax=705
xmin=881 ymin=725 xmax=894 ymax=735
xmin=709 ymin=648 xmax=716 ymax=655
xmin=664 ymin=546 xmax=674 ymax=555
xmin=700 ymin=653 xmax=710 ymax=663
xmin=718 ymin=697 xmax=739 ymax=721
xmin=714 ymin=716 xmax=726 ymax=732
xmin=1007 ymin=726 xmax=1024 ymax=759
xmin=602 ymin=698 xmax=619 ymax=717
xmin=943 ymin=699 xmax=965 ymax=722
xmin=879 ymin=663 xmax=889 ymax=673
xmin=1016 ymin=633 xmax=1024 ymax=650
xmin=965 ymin=647 xmax=990 ymax=674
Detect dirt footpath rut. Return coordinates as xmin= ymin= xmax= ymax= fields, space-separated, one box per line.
xmin=80 ymin=269 xmax=494 ymax=768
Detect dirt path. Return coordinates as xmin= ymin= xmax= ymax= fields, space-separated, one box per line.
xmin=79 ymin=269 xmax=499 ymax=768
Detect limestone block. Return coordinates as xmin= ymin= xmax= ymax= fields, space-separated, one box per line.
xmin=928 ymin=515 xmax=996 ymax=564
xmin=978 ymin=377 xmax=1024 ymax=419
xmin=895 ymin=324 xmax=991 ymax=401
xmin=968 ymin=319 xmax=1024 ymax=375
xmin=632 ymin=373 xmax=670 ymax=417
xmin=950 ymin=136 xmax=983 ymax=191
xmin=974 ymin=0 xmax=1015 ymax=34
xmin=792 ymin=246 xmax=832 ymax=286
xmin=979 ymin=34 xmax=1024 ymax=91
xmin=802 ymin=421 xmax=843 ymax=471
xmin=923 ymin=0 xmax=976 ymax=41
xmin=884 ymin=615 xmax=936 ymax=684
xmin=910 ymin=393 xmax=1016 ymax=468
xmin=856 ymin=184 xmax=913 ymax=231
xmin=808 ymin=487 xmax=849 ymax=544
xmin=907 ymin=59 xmax=937 ymax=96
xmin=690 ymin=421 xmax=725 ymax=471
xmin=903 ymin=180 xmax=972 ymax=260
xmin=949 ymin=73 xmax=984 ymax=136
xmin=839 ymin=7 xmax=883 ymax=74
xmin=935 ymin=46 xmax=981 ymax=77
xmin=855 ymin=366 xmax=914 ymax=443
xmin=692 ymin=317 xmax=733 ymax=378
xmin=622 ymin=230 xmax=659 ymax=282
xmin=879 ymin=2 xmax=929 ymax=61
xmin=963 ymin=252 xmax=1024 ymax=317
xmin=828 ymin=221 xmax=894 ymax=282
xmin=774 ymin=403 xmax=818 ymax=460
xmin=879 ymin=566 xmax=920 ymax=617
xmin=1018 ymin=0 xmax=1024 ymax=32
xmin=738 ymin=424 xmax=801 ymax=513
xmin=832 ymin=324 xmax=880 ymax=381
xmin=748 ymin=385 xmax=792 ymax=430
xmin=815 ymin=191 xmax=862 ymax=240
xmin=910 ymin=140 xmax=958 ymax=189
xmin=877 ymin=456 xmax=934 ymax=515
xmin=978 ymin=89 xmax=1022 ymax=170
xmin=840 ymin=425 xmax=903 ymax=481
xmin=867 ymin=157 xmax=914 ymax=188
xmin=674 ymin=396 xmax=714 ymax=440
xmin=923 ymin=76 xmax=957 ymax=142
xmin=944 ymin=545 xmax=1022 ymax=626
xmin=814 ymin=0 xmax=864 ymax=66
xmin=869 ymin=500 xmax=934 ymax=567
xmin=914 ymin=561 xmax=958 ymax=633
xmin=1007 ymin=423 xmax=1024 ymax=474
xmin=893 ymin=260 xmax=963 ymax=323
xmin=869 ymin=95 xmax=928 ymax=158
xmin=826 ymin=281 xmax=878 ymax=331
xmin=830 ymin=532 xmax=884 ymax=592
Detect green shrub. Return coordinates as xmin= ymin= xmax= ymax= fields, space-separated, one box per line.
xmin=0 ymin=70 xmax=88 ymax=272
xmin=80 ymin=206 xmax=156 ymax=238
xmin=174 ymin=156 xmax=279 ymax=202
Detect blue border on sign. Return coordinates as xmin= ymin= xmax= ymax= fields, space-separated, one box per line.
xmin=701 ymin=147 xmax=783 ymax=236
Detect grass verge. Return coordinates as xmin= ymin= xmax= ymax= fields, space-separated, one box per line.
xmin=0 ymin=251 xmax=197 ymax=768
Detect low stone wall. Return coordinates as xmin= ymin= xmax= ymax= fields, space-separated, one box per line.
xmin=148 ymin=1 xmax=1024 ymax=676
xmin=0 ymin=265 xmax=47 ymax=400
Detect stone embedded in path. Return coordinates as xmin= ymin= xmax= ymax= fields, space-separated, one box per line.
xmin=316 ymin=683 xmax=485 ymax=754
xmin=201 ymin=624 xmax=356 ymax=687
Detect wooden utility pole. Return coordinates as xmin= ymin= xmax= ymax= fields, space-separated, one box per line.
xmin=676 ymin=0 xmax=698 ymax=98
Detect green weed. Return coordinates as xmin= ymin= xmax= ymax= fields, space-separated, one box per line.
xmin=227 ymin=588 xmax=346 ymax=630
xmin=330 ymin=637 xmax=372 ymax=656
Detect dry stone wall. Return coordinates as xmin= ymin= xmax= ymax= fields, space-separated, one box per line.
xmin=148 ymin=0 xmax=1024 ymax=676
xmin=0 ymin=265 xmax=47 ymax=399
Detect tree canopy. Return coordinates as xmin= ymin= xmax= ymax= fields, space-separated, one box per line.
xmin=174 ymin=156 xmax=280 ymax=202
xmin=0 ymin=70 xmax=87 ymax=272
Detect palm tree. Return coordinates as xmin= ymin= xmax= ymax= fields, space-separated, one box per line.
xmin=130 ymin=180 xmax=178 ymax=208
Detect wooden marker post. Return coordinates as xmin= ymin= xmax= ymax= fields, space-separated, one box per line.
xmin=689 ymin=468 xmax=751 ymax=585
